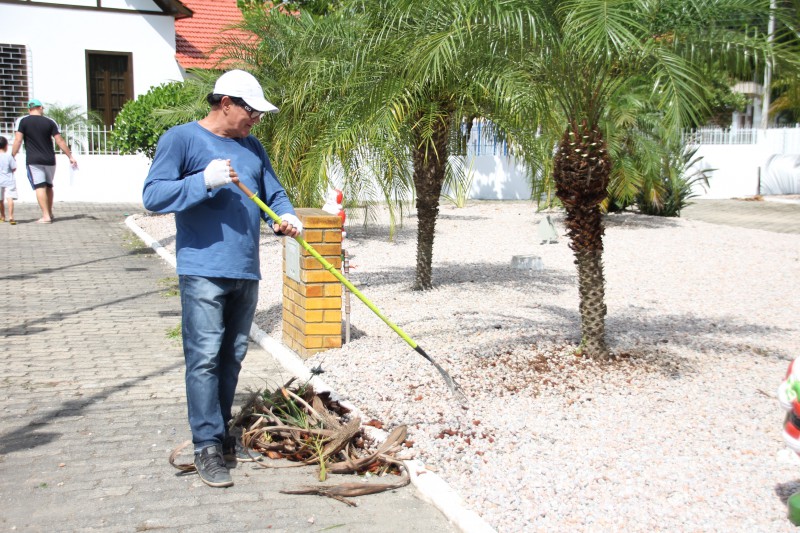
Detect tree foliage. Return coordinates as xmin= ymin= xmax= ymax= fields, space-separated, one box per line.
xmin=501 ymin=0 xmax=799 ymax=358
xmin=238 ymin=0 xmax=344 ymax=17
xmin=40 ymin=103 xmax=103 ymax=151
xmin=111 ymin=0 xmax=800 ymax=359
xmin=110 ymin=80 xmax=204 ymax=159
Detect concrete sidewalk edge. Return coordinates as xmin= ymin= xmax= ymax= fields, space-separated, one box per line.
xmin=125 ymin=215 xmax=177 ymax=269
xmin=125 ymin=216 xmax=496 ymax=533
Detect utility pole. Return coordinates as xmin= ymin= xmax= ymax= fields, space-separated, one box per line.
xmin=760 ymin=0 xmax=776 ymax=129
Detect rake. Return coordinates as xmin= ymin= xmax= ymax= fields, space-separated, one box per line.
xmin=235 ymin=180 xmax=466 ymax=402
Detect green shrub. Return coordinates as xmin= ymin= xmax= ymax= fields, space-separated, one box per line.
xmin=110 ymin=82 xmax=196 ymax=160
xmin=636 ymin=146 xmax=712 ymax=217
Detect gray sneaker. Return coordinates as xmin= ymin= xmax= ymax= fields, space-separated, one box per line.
xmin=194 ymin=444 xmax=233 ymax=487
xmin=223 ymin=435 xmax=262 ymax=463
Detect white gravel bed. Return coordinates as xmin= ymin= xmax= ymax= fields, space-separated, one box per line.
xmin=132 ymin=201 xmax=800 ymax=532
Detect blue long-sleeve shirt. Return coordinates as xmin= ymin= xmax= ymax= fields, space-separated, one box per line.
xmin=142 ymin=121 xmax=296 ymax=280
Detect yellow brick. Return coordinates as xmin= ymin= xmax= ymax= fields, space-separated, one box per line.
xmin=302 ymin=296 xmax=341 ymax=310
xmin=284 ymin=278 xmax=301 ymax=292
xmin=303 ymin=336 xmax=324 ymax=349
xmin=323 ymin=336 xmax=342 ymax=348
xmin=302 ymin=256 xmax=342 ymax=270
xmin=301 ymin=348 xmax=324 ymax=358
xmin=302 ymin=270 xmax=340 ymax=283
xmin=324 ymin=230 xmax=342 ymax=243
xmin=301 ymin=322 xmax=342 ymax=335
xmin=300 ymin=244 xmax=341 ymax=257
xmin=289 ymin=325 xmax=301 ymax=340
xmin=298 ymin=309 xmax=324 ymax=322
xmin=282 ymin=312 xmax=298 ymax=329
xmin=324 ymin=284 xmax=342 ymax=297
xmin=296 ymin=208 xmax=340 ymax=225
xmin=284 ymin=299 xmax=298 ymax=315
xmin=282 ymin=290 xmax=295 ymax=305
xmin=302 ymin=229 xmax=324 ymax=243
xmin=323 ymin=310 xmax=342 ymax=322
xmin=300 ymin=215 xmax=342 ymax=229
xmin=288 ymin=283 xmax=333 ymax=298
xmin=303 ymin=284 xmax=324 ymax=297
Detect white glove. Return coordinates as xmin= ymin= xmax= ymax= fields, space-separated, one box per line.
xmin=279 ymin=213 xmax=303 ymax=234
xmin=204 ymin=159 xmax=232 ymax=190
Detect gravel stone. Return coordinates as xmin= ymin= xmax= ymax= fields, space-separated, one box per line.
xmin=133 ymin=201 xmax=800 ymax=532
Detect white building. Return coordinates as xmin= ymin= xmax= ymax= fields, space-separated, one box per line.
xmin=0 ymin=0 xmax=191 ymax=127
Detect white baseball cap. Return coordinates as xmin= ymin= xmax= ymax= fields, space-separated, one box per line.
xmin=213 ymin=69 xmax=278 ymax=113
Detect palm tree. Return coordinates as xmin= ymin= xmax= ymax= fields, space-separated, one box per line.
xmin=41 ymin=103 xmax=103 ymax=153
xmin=362 ymin=0 xmax=559 ymax=290
xmin=771 ymin=73 xmax=800 ymax=122
xmin=222 ymin=4 xmax=416 ymax=216
xmin=226 ymin=0 xmax=795 ymax=355
xmin=229 ymin=0 xmax=542 ymax=289
xmin=511 ymin=0 xmax=797 ymax=358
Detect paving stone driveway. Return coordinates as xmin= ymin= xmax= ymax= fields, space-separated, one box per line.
xmin=0 ymin=203 xmax=454 ymax=533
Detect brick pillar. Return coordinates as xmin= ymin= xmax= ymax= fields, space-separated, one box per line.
xmin=282 ymin=208 xmax=343 ymax=358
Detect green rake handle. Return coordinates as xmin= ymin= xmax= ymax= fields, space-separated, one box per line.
xmin=236 ymin=180 xmax=465 ymax=401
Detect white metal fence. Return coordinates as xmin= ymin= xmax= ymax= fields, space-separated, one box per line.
xmin=5 ymin=122 xmax=796 ymax=157
xmin=683 ymin=128 xmax=758 ymax=145
xmin=683 ymin=125 xmax=800 ymax=151
xmin=466 ymin=119 xmax=509 ymax=156
xmin=3 ymin=121 xmax=507 ymax=157
xmin=3 ymin=120 xmax=798 ymax=203
xmin=0 ymin=123 xmax=119 ymax=155
xmin=0 ymin=120 xmax=800 ymax=156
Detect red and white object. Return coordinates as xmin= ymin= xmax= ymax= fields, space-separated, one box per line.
xmin=322 ymin=188 xmax=346 ymax=236
xmin=778 ymin=356 xmax=800 ymax=453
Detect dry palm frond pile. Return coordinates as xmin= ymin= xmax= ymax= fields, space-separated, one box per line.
xmin=233 ymin=379 xmax=409 ymax=479
xmin=234 ymin=379 xmax=411 ymax=505
xmin=170 ymin=379 xmax=411 ymax=505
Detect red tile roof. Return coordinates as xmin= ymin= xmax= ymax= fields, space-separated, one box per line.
xmin=175 ymin=0 xmax=253 ymax=69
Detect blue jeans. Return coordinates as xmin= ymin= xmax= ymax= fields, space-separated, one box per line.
xmin=179 ymin=275 xmax=259 ymax=451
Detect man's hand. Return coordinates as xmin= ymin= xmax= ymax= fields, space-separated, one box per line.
xmin=275 ymin=213 xmax=303 ymax=237
xmin=204 ymin=159 xmax=233 ymax=190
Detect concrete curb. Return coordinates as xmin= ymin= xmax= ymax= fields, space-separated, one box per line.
xmin=125 ymin=216 xmax=496 ymax=533
xmin=763 ymin=196 xmax=800 ymax=205
xmin=125 ymin=215 xmax=177 ymax=269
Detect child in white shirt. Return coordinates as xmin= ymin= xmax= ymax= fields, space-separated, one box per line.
xmin=0 ymin=136 xmax=18 ymax=225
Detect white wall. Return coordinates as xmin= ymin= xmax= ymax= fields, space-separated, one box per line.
xmin=13 ymin=153 xmax=151 ymax=204
xmin=690 ymin=128 xmax=800 ymax=198
xmin=689 ymin=144 xmax=767 ymax=198
xmin=9 ymin=128 xmax=799 ymax=205
xmin=4 ymin=3 xmax=184 ymax=117
xmin=469 ymin=155 xmax=532 ymax=200
xmin=762 ymin=154 xmax=800 ymax=195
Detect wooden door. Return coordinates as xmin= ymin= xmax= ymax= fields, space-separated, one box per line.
xmin=87 ymin=52 xmax=133 ymax=126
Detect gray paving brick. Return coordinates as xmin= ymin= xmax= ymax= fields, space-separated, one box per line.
xmin=0 ymin=203 xmax=456 ymax=532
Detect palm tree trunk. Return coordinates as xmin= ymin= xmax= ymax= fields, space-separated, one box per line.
xmin=570 ymin=207 xmax=609 ymax=358
xmin=553 ymin=120 xmax=611 ymax=359
xmin=411 ymin=114 xmax=450 ymax=291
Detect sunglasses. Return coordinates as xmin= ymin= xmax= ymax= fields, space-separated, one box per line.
xmin=228 ymin=97 xmax=265 ymax=120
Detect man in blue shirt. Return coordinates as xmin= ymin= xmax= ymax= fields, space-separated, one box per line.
xmin=143 ymin=70 xmax=302 ymax=488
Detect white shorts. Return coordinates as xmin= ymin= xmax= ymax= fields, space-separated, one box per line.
xmin=26 ymin=164 xmax=55 ymax=189
xmin=0 ymin=183 xmax=18 ymax=201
